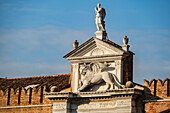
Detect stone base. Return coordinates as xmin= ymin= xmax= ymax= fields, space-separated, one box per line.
xmin=95 ymin=31 xmax=107 ymax=40
xmin=121 ymin=45 xmax=130 ymax=52
xmin=44 ymin=88 xmax=143 ymax=113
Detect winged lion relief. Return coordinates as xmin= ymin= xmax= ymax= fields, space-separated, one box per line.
xmin=78 ymin=62 xmax=125 ymax=91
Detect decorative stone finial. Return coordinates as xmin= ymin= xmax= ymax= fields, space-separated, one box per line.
xmin=121 ymin=36 xmax=130 ymax=52
xmin=95 ymin=3 xmax=107 ymax=40
xmin=123 ymin=36 xmax=129 ymax=45
xmin=73 ymin=40 xmax=79 ymax=49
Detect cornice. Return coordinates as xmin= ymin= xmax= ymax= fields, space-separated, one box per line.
xmin=44 ymin=88 xmax=143 ymax=101
xmin=67 ymin=54 xmax=124 ymax=63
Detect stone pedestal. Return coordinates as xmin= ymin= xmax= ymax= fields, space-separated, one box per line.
xmin=121 ymin=45 xmax=130 ymax=52
xmin=95 ymin=31 xmax=107 ymax=40
xmin=44 ymin=88 xmax=143 ymax=113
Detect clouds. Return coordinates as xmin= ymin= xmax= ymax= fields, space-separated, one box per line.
xmin=125 ymin=29 xmax=170 ymax=84
xmin=0 ymin=62 xmax=70 ymax=78
xmin=0 ymin=26 xmax=90 ymax=78
xmin=107 ymin=27 xmax=170 ymax=84
xmin=0 ymin=26 xmax=89 ymax=54
xmin=0 ymin=23 xmax=169 ymax=84
xmin=134 ymin=58 xmax=170 ymax=84
xmin=0 ymin=1 xmax=170 ymax=85
xmin=0 ymin=25 xmax=169 ymax=84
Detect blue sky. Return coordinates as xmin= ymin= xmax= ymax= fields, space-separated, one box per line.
xmin=0 ymin=0 xmax=170 ymax=84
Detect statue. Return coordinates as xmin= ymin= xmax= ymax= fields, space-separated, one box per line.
xmin=95 ymin=3 xmax=106 ymax=31
xmin=78 ymin=63 xmax=125 ymax=91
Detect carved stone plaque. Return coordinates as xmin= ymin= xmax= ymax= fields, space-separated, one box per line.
xmin=53 ymin=103 xmax=67 ymax=109
xmin=79 ymin=102 xmax=116 ymax=109
xmin=116 ymin=100 xmax=131 ymax=106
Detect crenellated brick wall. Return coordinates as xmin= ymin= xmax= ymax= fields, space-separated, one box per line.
xmin=0 ymin=86 xmax=52 ymax=113
xmin=0 ymin=75 xmax=169 ymax=113
xmin=144 ymin=78 xmax=169 ymax=98
xmin=144 ymin=79 xmax=157 ymax=96
xmin=0 ymin=74 xmax=70 ymax=113
xmin=144 ymin=78 xmax=170 ymax=113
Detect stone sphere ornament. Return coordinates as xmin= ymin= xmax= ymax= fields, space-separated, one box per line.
xmin=51 ymin=86 xmax=58 ymax=92
xmin=123 ymin=36 xmax=129 ymax=45
xmin=125 ymin=81 xmax=134 ymax=88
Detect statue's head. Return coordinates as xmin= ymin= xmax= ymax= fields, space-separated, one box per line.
xmin=97 ymin=3 xmax=101 ymax=8
xmin=80 ymin=64 xmax=92 ymax=75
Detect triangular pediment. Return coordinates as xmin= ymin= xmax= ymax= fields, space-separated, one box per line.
xmin=63 ymin=37 xmax=125 ymax=58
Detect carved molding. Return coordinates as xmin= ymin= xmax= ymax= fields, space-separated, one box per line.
xmin=44 ymin=88 xmax=143 ymax=101
xmin=90 ymin=48 xmax=104 ymax=56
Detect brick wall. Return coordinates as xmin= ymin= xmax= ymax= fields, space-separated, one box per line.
xmin=0 ymin=106 xmax=52 ymax=113
xmin=123 ymin=54 xmax=133 ymax=84
xmin=144 ymin=78 xmax=170 ymax=113
xmin=145 ymin=102 xmax=170 ymax=113
xmin=0 ymin=86 xmax=52 ymax=113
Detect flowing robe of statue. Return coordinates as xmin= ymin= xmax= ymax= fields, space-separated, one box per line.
xmin=95 ymin=3 xmax=106 ymax=31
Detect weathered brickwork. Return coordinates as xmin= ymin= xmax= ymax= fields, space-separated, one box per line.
xmin=0 ymin=89 xmax=8 ymax=107
xmin=123 ymin=54 xmax=133 ymax=85
xmin=144 ymin=78 xmax=170 ymax=113
xmin=0 ymin=106 xmax=52 ymax=113
xmin=0 ymin=86 xmax=53 ymax=113
xmin=156 ymin=79 xmax=169 ymax=98
xmin=1 ymin=75 xmax=169 ymax=113
xmin=144 ymin=78 xmax=169 ymax=98
xmin=21 ymin=88 xmax=29 ymax=105
xmin=144 ymin=79 xmax=157 ymax=96
xmin=145 ymin=102 xmax=170 ymax=113
xmin=0 ymin=87 xmax=52 ymax=106
xmin=0 ymin=74 xmax=70 ymax=113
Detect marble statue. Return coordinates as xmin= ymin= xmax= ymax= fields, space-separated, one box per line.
xmin=95 ymin=3 xmax=106 ymax=31
xmin=78 ymin=63 xmax=125 ymax=91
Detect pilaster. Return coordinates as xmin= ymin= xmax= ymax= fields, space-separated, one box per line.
xmin=72 ymin=63 xmax=79 ymax=92
xmin=115 ymin=60 xmax=123 ymax=85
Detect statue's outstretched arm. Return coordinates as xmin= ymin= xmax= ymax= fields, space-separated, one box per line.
xmin=95 ymin=8 xmax=98 ymax=14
